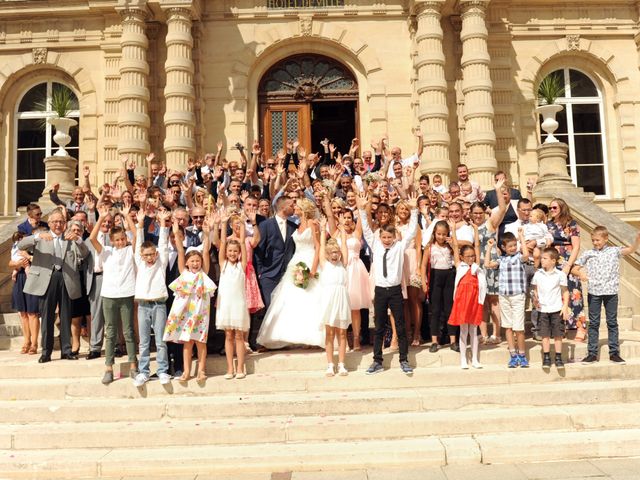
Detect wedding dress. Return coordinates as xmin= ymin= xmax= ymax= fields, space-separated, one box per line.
xmin=257 ymin=227 xmax=325 ymax=349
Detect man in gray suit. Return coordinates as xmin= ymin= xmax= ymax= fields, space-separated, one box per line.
xmin=84 ymin=212 xmax=112 ymax=360
xmin=18 ymin=209 xmax=90 ymax=363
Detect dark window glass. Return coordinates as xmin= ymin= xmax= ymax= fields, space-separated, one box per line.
xmin=576 ymin=165 xmax=605 ymax=195
xmin=569 ymin=69 xmax=598 ymax=97
xmin=573 ymin=135 xmax=604 ymax=165
xmin=18 ymin=83 xmax=47 ymax=112
xmin=572 ymin=104 xmax=601 ymax=133
xmin=17 ymin=150 xmax=46 ymax=180
xmin=17 ymin=119 xmax=46 ymax=149
xmin=17 ymin=181 xmax=45 ymax=209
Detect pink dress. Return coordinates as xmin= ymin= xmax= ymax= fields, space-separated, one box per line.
xmin=343 ymin=236 xmax=372 ymax=310
xmin=398 ymin=222 xmax=420 ymax=298
xmin=245 ymin=239 xmax=264 ymax=314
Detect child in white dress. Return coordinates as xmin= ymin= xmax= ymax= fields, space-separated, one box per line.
xmin=319 ymin=216 xmax=351 ymax=377
xmin=217 ymin=211 xmax=250 ymax=379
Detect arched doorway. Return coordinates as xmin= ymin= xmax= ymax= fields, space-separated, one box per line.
xmin=258 ymin=54 xmax=358 ymax=157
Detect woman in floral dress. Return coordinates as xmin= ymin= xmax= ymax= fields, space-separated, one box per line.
xmin=547 ymin=198 xmax=586 ymax=338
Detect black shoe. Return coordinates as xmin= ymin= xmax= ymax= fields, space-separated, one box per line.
xmin=114 ymin=347 xmax=124 ymax=358
xmin=86 ymin=351 xmax=101 ymax=360
xmin=555 ymin=354 xmax=565 ymax=369
xmin=582 ymin=354 xmax=598 ymax=364
xmin=610 ymin=353 xmax=626 ymax=364
xmin=61 ymin=353 xmax=79 ymax=360
xmin=451 ymin=343 xmax=460 ymax=353
xmin=38 ymin=355 xmax=51 ymax=363
xmin=71 ymin=350 xmax=79 ymax=356
xmin=429 ymin=343 xmax=439 ymax=353
xmin=542 ymin=354 xmax=551 ymax=369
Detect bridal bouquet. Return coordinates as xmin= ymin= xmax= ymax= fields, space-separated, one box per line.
xmin=292 ymin=262 xmax=317 ymax=289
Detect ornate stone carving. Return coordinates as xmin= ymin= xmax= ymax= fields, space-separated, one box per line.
xmin=299 ymin=15 xmax=312 ymax=36
xmin=32 ymin=47 xmax=48 ymax=64
xmin=566 ymin=34 xmax=580 ymax=51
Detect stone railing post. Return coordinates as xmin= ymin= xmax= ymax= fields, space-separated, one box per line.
xmin=116 ymin=6 xmax=151 ymax=169
xmin=163 ymin=5 xmax=197 ymax=169
xmin=414 ymin=0 xmax=451 ymax=182
xmin=459 ymin=0 xmax=497 ymax=189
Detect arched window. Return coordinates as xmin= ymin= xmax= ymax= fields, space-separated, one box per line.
xmin=16 ymin=81 xmax=79 ymax=207
xmin=538 ymin=68 xmax=608 ymax=196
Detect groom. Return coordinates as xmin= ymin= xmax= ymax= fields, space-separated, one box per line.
xmin=251 ymin=196 xmax=297 ymax=348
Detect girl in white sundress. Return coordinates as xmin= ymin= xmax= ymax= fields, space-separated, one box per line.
xmin=217 ymin=211 xmax=250 ymax=380
xmin=319 ymin=215 xmax=351 ymax=377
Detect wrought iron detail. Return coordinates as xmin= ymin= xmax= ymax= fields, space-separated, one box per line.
xmin=259 ymin=54 xmax=358 ymax=102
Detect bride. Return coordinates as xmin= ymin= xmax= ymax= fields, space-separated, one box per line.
xmin=257 ymin=198 xmax=325 ymax=349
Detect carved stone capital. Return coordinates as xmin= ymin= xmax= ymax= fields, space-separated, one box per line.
xmin=32 ymin=47 xmax=47 ymax=65
xmin=299 ymin=15 xmax=312 ymax=36
xmin=414 ymin=0 xmax=445 ymax=16
xmin=459 ymin=0 xmax=491 ymax=13
xmin=118 ymin=7 xmax=148 ymax=24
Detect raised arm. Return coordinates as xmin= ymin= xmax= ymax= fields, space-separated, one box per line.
xmin=415 ymin=127 xmax=424 ymax=158
xmin=202 ymin=218 xmax=211 ymax=275
xmin=218 ymin=210 xmax=230 ymax=265
xmin=89 ymin=206 xmax=110 ymax=254
xmin=449 ymin=220 xmax=460 ymax=268
xmin=356 ymin=191 xmax=374 ymax=248
xmin=173 ymin=220 xmax=186 ymax=274
xmin=621 ymin=231 xmax=640 ymax=256
xmin=134 ymin=209 xmax=145 ymax=260
xmin=489 ymin=179 xmax=508 ymax=231
xmin=518 ymin=227 xmax=529 ymax=260
xmin=239 ymin=218 xmax=247 ymax=270
xmin=338 ymin=217 xmax=348 ymax=267
xmin=484 ymin=238 xmax=498 ymax=269
xmin=318 ymin=216 xmax=328 ymax=268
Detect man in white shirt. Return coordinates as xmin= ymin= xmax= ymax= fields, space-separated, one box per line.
xmin=386 ymin=129 xmax=424 ymax=178
xmin=357 ymin=192 xmax=419 ymax=376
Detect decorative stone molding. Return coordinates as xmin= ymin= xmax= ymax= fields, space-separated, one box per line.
xmin=414 ymin=0 xmax=450 ymax=178
xmin=566 ymin=34 xmax=580 ymax=51
xmin=116 ymin=6 xmax=151 ymax=167
xmin=32 ymin=48 xmax=47 ymax=65
xmin=162 ymin=6 xmax=196 ymax=167
xmin=459 ymin=0 xmax=497 ymax=189
xmin=300 ymin=15 xmax=312 ymax=36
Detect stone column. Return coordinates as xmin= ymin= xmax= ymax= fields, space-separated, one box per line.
xmin=532 ymin=142 xmax=572 ymax=204
xmin=117 ymin=7 xmax=151 ymax=168
xmin=459 ymin=0 xmax=497 ymax=189
xmin=163 ymin=7 xmax=196 ymax=169
xmin=414 ymin=0 xmax=451 ymax=182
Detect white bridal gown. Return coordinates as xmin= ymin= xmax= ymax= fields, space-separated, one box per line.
xmin=257 ymin=227 xmax=325 ymax=349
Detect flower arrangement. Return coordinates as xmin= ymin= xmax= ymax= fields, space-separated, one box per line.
xmin=292 ymin=261 xmax=317 ymax=289
xmin=363 ymin=172 xmax=382 ymax=184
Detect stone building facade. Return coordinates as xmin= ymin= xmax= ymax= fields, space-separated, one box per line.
xmin=1 ymin=0 xmax=640 ymax=222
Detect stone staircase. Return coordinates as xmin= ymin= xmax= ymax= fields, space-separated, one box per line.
xmin=2 ymin=319 xmax=640 ymax=478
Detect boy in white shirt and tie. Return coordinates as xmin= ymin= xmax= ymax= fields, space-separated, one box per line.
xmin=357 ymin=192 xmax=419 ymax=375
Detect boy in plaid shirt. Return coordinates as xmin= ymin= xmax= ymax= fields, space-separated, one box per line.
xmin=485 ymin=229 xmax=529 ymax=368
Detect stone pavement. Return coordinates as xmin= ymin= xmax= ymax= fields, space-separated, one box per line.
xmin=70 ymin=458 xmax=640 ymax=480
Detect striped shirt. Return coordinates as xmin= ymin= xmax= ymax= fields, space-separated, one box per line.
xmin=497 ymin=253 xmax=527 ymax=296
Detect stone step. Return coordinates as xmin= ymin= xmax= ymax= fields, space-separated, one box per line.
xmin=2 ymin=429 xmax=640 ymax=478
xmin=1 ymin=360 xmax=639 ymax=401
xmin=0 ymin=337 xmax=638 ymax=378
xmin=3 ymin=402 xmax=640 ymax=450
xmin=2 ymin=379 xmax=640 ymax=425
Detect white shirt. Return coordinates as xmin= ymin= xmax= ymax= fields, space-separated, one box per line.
xmin=134 ymin=227 xmax=169 ymax=300
xmin=531 ymin=268 xmax=567 ymax=313
xmin=387 ymin=153 xmax=419 ymax=178
xmin=276 ymin=214 xmax=287 ymax=240
xmin=455 ymin=224 xmax=475 ymax=244
xmin=524 ymin=222 xmax=549 ymax=246
xmin=93 ymin=231 xmax=108 ymax=272
xmin=360 ymin=208 xmax=418 ymax=287
xmin=504 ymin=218 xmax=525 ymax=245
xmin=99 ymin=246 xmax=136 ymax=298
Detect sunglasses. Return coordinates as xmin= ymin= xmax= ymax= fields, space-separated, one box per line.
xmin=266 ymin=163 xmax=275 ymax=167
xmin=192 ymin=215 xmax=205 ymax=219
xmin=549 ymin=206 xmax=559 ymax=210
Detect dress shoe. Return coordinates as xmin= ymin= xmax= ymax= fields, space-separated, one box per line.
xmin=86 ymin=351 xmax=101 ymax=360
xmin=61 ymin=353 xmax=79 ymax=360
xmin=38 ymin=355 xmax=51 ymax=363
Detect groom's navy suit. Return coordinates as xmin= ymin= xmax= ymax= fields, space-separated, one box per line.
xmin=254 ymin=215 xmax=297 ymax=309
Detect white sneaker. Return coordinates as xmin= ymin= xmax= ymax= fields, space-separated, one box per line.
xmin=133 ymin=373 xmax=149 ymax=387
xmin=337 ymin=363 xmax=348 ymax=376
xmin=461 ymin=363 xmax=469 ymax=370
xmin=159 ymin=373 xmax=171 ymax=385
xmin=472 ymin=361 xmax=483 ymax=369
xmin=325 ymin=363 xmax=335 ymax=377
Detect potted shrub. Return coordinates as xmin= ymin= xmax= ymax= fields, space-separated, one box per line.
xmin=37 ymin=86 xmax=78 ymax=157
xmin=536 ymin=72 xmax=565 ymax=144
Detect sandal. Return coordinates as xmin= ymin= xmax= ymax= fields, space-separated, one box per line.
xmin=178 ymin=373 xmax=190 ymax=382
xmin=20 ymin=342 xmax=31 ymax=354
xmin=28 ymin=345 xmax=38 ymax=355
xmin=196 ymin=371 xmax=207 ymax=382
xmin=411 ymin=339 xmax=421 ymax=347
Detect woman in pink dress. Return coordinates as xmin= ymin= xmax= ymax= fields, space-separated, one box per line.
xmin=333 ymin=209 xmax=370 ymax=351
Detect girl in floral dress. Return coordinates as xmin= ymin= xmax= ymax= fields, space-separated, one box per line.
xmin=163 ymin=218 xmax=217 ymax=382
xmin=547 ymin=198 xmax=586 ymax=338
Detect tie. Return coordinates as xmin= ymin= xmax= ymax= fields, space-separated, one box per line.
xmin=53 ymin=237 xmax=63 ymax=271
xmin=383 ymin=248 xmax=389 ymax=278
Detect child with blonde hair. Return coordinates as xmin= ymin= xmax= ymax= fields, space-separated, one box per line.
xmin=319 ymin=215 xmax=351 ymax=376
xmin=524 ymin=208 xmax=550 ymax=268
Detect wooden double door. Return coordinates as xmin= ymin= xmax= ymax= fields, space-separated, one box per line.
xmin=260 ymin=103 xmax=311 ymax=159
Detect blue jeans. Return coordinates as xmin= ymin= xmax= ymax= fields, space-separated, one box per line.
xmin=137 ymin=301 xmax=168 ymax=376
xmin=587 ymin=293 xmax=619 ymax=357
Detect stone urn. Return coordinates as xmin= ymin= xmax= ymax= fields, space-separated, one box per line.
xmin=536 ymin=104 xmax=564 ymax=144
xmin=48 ymin=117 xmax=78 ymax=157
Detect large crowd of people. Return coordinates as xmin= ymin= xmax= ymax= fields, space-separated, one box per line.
xmin=9 ymin=133 xmax=639 ymax=385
